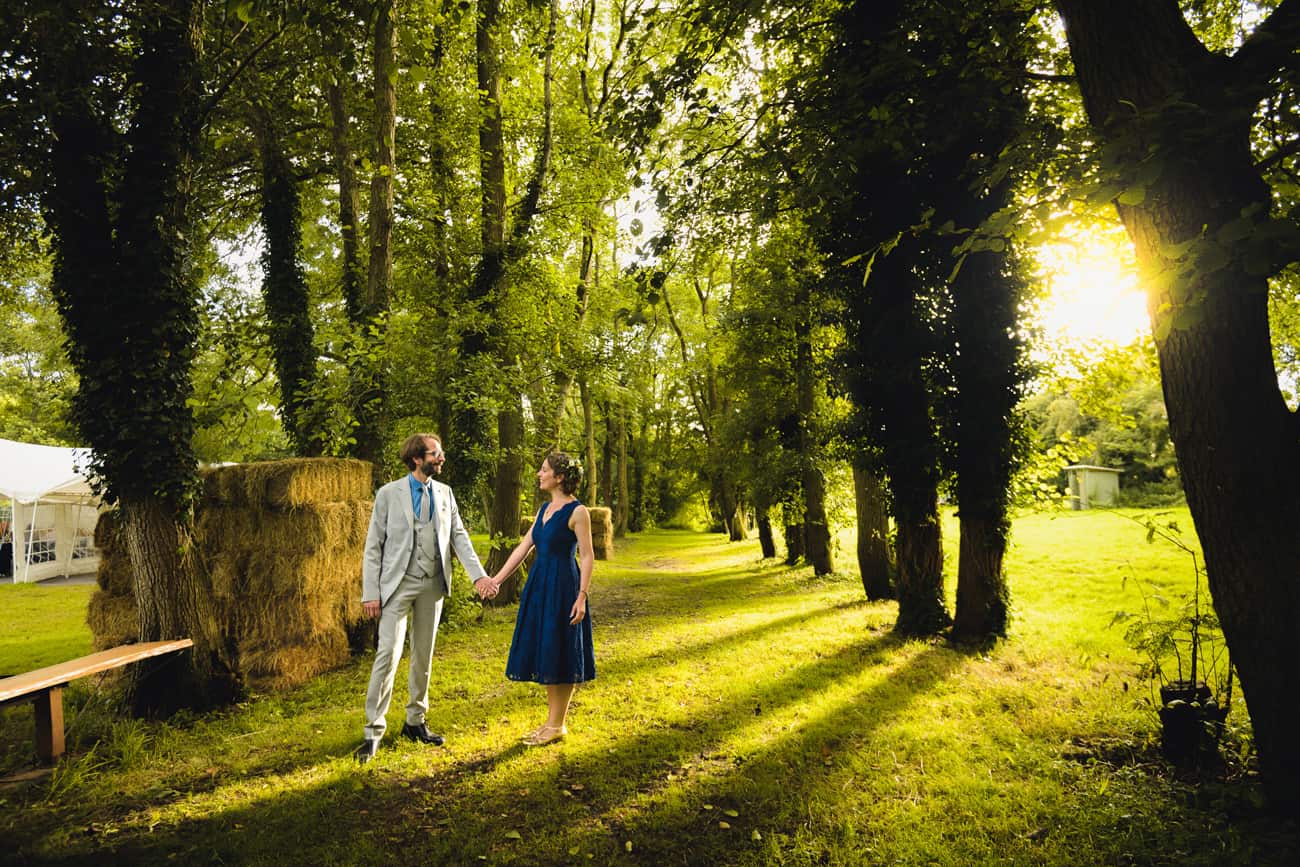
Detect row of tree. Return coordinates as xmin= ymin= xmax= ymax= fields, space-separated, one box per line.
xmin=2 ymin=0 xmax=1298 ymax=813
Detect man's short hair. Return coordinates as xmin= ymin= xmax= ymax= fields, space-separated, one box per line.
xmin=400 ymin=433 xmax=440 ymax=470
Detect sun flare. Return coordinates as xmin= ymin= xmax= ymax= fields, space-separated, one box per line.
xmin=1034 ymin=222 xmax=1150 ymax=346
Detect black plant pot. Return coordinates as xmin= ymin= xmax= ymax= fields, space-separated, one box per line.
xmin=1158 ymin=680 xmax=1227 ymax=767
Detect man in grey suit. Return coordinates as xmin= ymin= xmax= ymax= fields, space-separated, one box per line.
xmin=356 ymin=433 xmax=492 ymax=763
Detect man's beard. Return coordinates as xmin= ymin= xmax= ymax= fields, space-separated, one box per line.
xmin=420 ymin=458 xmax=439 ymax=476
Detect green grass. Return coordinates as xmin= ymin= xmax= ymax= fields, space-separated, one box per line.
xmin=0 ymin=582 xmax=94 ymax=673
xmin=1 ymin=509 xmax=1295 ymax=865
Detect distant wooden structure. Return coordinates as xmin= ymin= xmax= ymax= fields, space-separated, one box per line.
xmin=1065 ymin=465 xmax=1121 ymax=510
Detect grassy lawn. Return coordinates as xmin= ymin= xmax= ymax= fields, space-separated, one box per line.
xmin=1 ymin=508 xmax=1295 ymax=865
xmin=0 ymin=582 xmax=94 ymax=673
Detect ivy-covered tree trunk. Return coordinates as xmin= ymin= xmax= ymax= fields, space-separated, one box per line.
xmin=1056 ymin=0 xmax=1300 ymax=812
xmin=35 ymin=0 xmax=239 ymax=713
xmin=950 ymin=245 xmax=1018 ymax=641
xmin=250 ymin=100 xmax=319 ymax=456
xmin=853 ymin=462 xmax=893 ymax=600
xmin=872 ymin=250 xmax=950 ymax=635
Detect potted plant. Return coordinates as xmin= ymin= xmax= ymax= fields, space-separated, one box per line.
xmin=1110 ymin=514 xmax=1233 ymax=768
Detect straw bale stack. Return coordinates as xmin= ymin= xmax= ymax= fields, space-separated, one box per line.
xmin=203 ymin=459 xmax=371 ymax=509
xmin=86 ymin=590 xmax=138 ymax=651
xmin=86 ymin=458 xmax=373 ymax=693
xmin=589 ymin=506 xmax=614 ymax=560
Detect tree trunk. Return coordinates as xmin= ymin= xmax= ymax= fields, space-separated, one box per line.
xmin=485 ymin=405 xmax=526 ymax=605
xmin=121 ymin=498 xmax=239 ymax=714
xmin=326 ymin=62 xmax=363 ymax=323
xmin=615 ymin=400 xmax=629 ymax=537
xmin=600 ymin=400 xmax=614 ymax=506
xmin=580 ymin=375 xmax=599 ymax=503
xmin=1056 ymin=0 xmax=1300 ymax=813
xmin=894 ymin=508 xmax=949 ymax=636
xmin=757 ymin=508 xmax=776 ymax=559
xmin=796 ymin=310 xmax=833 ymax=574
xmin=950 ymin=248 xmax=1018 ymax=640
xmin=34 ymin=0 xmax=240 ymax=711
xmin=870 ymin=248 xmax=950 ymax=635
xmin=784 ymin=520 xmax=804 ymax=566
xmin=353 ymin=0 xmax=397 ymax=480
xmin=250 ymin=101 xmax=319 ymax=456
xmin=952 ymin=515 xmax=1009 ymax=642
xmin=853 ymin=463 xmax=893 ymax=600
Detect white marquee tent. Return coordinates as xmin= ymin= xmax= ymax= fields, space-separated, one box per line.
xmin=0 ymin=438 xmax=103 ymax=582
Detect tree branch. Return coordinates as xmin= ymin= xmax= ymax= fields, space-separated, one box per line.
xmin=197 ymin=23 xmax=288 ymax=130
xmin=1231 ymin=0 xmax=1300 ymax=95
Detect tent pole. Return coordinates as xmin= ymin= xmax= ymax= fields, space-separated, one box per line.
xmin=22 ymin=497 xmax=38 ymax=584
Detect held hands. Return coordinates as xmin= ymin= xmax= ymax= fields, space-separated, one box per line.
xmin=475 ymin=575 xmax=501 ymax=600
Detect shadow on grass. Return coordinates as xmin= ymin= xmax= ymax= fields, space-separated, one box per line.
xmin=11 ymin=632 xmax=965 ymax=866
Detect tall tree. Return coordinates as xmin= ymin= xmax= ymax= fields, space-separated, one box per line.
xmin=1053 ymin=0 xmax=1300 ymax=810
xmin=29 ymin=0 xmax=239 ymax=712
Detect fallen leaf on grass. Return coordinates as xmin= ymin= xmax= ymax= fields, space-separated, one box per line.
xmin=505 ymin=830 xmax=522 ymax=840
xmin=719 ymin=821 xmax=731 ymax=830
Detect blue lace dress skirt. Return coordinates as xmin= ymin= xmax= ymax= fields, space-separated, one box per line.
xmin=505 ymin=500 xmax=596 ymax=684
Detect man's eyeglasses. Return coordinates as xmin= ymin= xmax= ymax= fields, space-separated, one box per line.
xmin=425 ymin=449 xmax=445 ymax=459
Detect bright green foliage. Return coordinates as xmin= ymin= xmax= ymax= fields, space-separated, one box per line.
xmin=1028 ymin=337 xmax=1180 ymax=495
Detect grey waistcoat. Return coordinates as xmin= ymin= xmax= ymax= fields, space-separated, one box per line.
xmin=406 ymin=496 xmax=446 ymax=595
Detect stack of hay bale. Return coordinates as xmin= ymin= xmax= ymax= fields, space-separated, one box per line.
xmin=89 ymin=459 xmax=373 ymax=691
xmin=87 ymin=511 xmax=137 ymax=650
xmin=588 ymin=506 xmax=614 ymax=560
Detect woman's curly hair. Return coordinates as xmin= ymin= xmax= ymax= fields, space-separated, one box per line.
xmin=545 ymin=452 xmax=582 ymax=496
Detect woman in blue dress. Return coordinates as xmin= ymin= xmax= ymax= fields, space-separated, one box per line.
xmin=480 ymin=452 xmax=595 ymax=745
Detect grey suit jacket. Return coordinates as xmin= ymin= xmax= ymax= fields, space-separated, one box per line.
xmin=362 ymin=476 xmax=488 ymax=605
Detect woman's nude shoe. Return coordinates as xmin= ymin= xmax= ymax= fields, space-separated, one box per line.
xmin=524 ymin=724 xmax=567 ymax=746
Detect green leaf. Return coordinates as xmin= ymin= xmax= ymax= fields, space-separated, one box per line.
xmin=1117 ymin=186 xmax=1146 ymax=206
xmin=504 ymin=830 xmax=522 ymax=840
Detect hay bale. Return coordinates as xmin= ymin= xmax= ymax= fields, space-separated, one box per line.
xmin=197 ymin=501 xmax=369 ymax=556
xmin=87 ymin=590 xmax=137 ymax=650
xmin=93 ymin=510 xmax=121 ymax=551
xmin=223 ymin=591 xmax=350 ymax=646
xmin=96 ymin=545 xmax=134 ymax=595
xmin=589 ymin=506 xmax=614 ymax=560
xmin=242 ymin=546 xmax=361 ymax=598
xmin=207 ymin=550 xmax=251 ymax=598
xmin=239 ymin=630 xmax=350 ymax=691
xmin=203 ymin=459 xmax=372 ymax=510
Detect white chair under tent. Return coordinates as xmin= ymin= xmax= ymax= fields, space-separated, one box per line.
xmin=0 ymin=438 xmax=103 ymax=583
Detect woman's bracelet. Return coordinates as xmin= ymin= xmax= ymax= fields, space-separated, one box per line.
xmin=578 ymin=589 xmax=589 ymax=600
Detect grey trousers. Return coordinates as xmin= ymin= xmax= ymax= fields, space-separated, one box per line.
xmin=363 ymin=571 xmax=446 ymax=741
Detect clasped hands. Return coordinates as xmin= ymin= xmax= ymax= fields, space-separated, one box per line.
xmin=475 ymin=575 xmax=502 ymax=600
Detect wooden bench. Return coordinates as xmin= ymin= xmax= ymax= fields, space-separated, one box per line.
xmin=0 ymin=640 xmax=194 ymax=762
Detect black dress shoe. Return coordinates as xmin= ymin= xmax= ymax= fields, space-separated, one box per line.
xmin=355 ymin=738 xmax=380 ymax=764
xmin=400 ymin=722 xmax=445 ymax=745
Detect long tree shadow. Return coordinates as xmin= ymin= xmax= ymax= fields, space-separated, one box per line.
xmin=20 ymin=631 xmax=966 ymax=865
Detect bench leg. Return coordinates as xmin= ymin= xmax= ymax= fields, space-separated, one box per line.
xmin=34 ymin=687 xmax=65 ymax=762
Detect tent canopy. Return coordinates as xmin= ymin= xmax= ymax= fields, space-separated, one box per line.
xmin=0 ymin=438 xmax=97 ymax=505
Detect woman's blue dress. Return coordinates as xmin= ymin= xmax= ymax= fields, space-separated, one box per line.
xmin=505 ymin=499 xmax=596 ymax=684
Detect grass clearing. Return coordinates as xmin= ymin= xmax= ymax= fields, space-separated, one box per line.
xmin=1 ymin=509 xmax=1295 ymax=865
